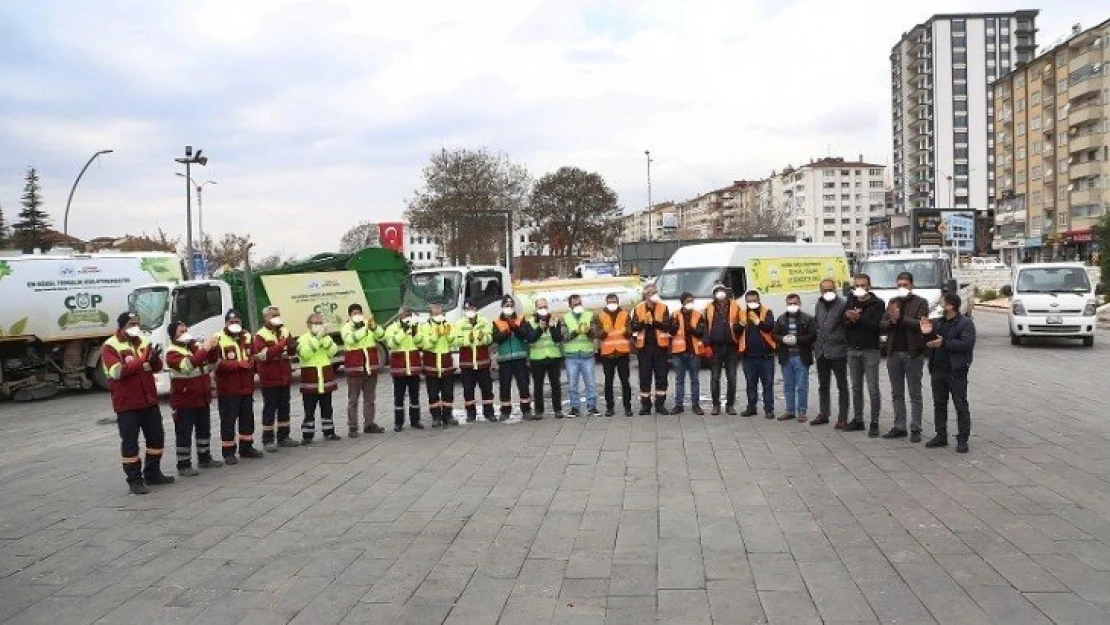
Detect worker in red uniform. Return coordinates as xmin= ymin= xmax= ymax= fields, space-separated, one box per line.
xmin=100 ymin=312 xmax=175 ymax=494
xmin=253 ymin=306 xmax=299 ymax=452
xmin=165 ymin=318 xmax=222 ymax=476
xmin=215 ymin=309 xmax=263 ymax=463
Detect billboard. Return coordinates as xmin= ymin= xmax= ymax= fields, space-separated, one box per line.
xmin=912 ymin=209 xmax=976 ymax=253
xmin=260 ymin=271 xmax=371 ymax=333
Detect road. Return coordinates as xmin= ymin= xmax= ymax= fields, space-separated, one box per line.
xmin=1 ymin=311 xmax=1109 ymax=624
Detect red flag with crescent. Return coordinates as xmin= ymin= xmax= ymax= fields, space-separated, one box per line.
xmin=379 ymin=222 xmax=404 ymax=252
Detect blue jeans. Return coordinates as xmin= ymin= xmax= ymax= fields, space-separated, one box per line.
xmin=672 ymin=353 xmax=701 ymax=408
xmin=565 ymin=355 xmax=597 ymax=410
xmin=781 ymin=354 xmax=810 ymax=415
xmin=742 ymin=356 xmax=775 ymax=412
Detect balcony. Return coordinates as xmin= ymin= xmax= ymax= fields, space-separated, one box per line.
xmin=1070 ymin=189 xmax=1104 ymax=206
xmin=1069 ymin=77 xmax=1101 ymax=101
xmin=1069 ymin=102 xmax=1104 ymax=126
xmin=1069 ymin=131 xmax=1105 ymax=153
xmin=1069 ymin=160 xmax=1105 ymax=180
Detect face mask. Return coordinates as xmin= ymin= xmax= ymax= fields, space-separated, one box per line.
xmin=401 ymin=317 xmax=412 ymax=325
xmin=606 ymin=303 xmax=618 ymax=312
xmin=746 ymin=302 xmax=760 ymax=310
xmin=227 ymin=323 xmax=242 ymax=334
xmin=464 ymin=310 xmax=477 ymax=319
xmin=714 ymin=291 xmax=726 ymax=301
xmin=178 ymin=333 xmax=194 ymax=343
xmin=311 ymin=324 xmax=325 ymax=335
xmin=821 ymin=292 xmax=836 ymax=302
xmin=536 ymin=308 xmax=549 ymax=317
xmin=786 ymin=304 xmax=800 ymax=314
xmin=125 ymin=326 xmax=141 ymax=338
xmin=269 ymin=316 xmax=283 ymax=327
xmin=649 ymin=294 xmax=661 ymax=304
xmin=852 ymin=287 xmax=868 ymax=298
xmin=350 ymin=314 xmax=364 ymax=324
xmin=682 ymin=303 xmax=694 ymax=311
xmin=897 ymin=287 xmax=911 ymax=298
xmin=432 ymin=315 xmax=445 ymax=323
xmin=501 ymin=307 xmax=515 ymax=316
xmin=571 ymin=305 xmax=584 ymax=315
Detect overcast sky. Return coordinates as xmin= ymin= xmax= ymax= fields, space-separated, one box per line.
xmin=0 ymin=1 xmax=1104 ymax=258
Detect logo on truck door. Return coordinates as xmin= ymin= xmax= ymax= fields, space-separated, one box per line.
xmin=59 ymin=292 xmax=110 ymax=329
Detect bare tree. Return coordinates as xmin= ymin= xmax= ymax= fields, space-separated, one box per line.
xmin=525 ymin=166 xmax=622 ymax=259
xmin=340 ymin=221 xmax=380 ymax=253
xmin=404 ymin=147 xmax=530 ymax=265
xmin=253 ymin=253 xmax=296 ymax=272
xmin=201 ymin=232 xmax=254 ymax=271
xmin=729 ymin=204 xmax=794 ymax=239
xmin=116 ymin=228 xmax=179 ymax=252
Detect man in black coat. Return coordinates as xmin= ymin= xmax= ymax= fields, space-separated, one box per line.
xmin=922 ymin=292 xmax=976 ymax=454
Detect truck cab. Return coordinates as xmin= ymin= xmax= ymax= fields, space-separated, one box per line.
xmin=402 ymin=266 xmax=510 ymax=323
xmin=857 ymin=248 xmax=968 ymax=318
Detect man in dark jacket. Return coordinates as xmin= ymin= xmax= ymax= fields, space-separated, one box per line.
xmin=739 ymin=290 xmax=776 ymax=418
xmin=923 ymin=293 xmax=976 ymax=453
xmin=879 ymin=271 xmax=931 ymax=442
xmin=704 ymin=284 xmax=744 ymax=415
xmin=772 ymin=294 xmax=817 ymax=422
xmin=843 ymin=274 xmax=884 ymax=434
xmin=812 ymin=278 xmax=848 ymax=427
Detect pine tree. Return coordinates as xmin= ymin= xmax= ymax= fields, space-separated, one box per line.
xmin=0 ymin=201 xmax=9 ymax=248
xmin=13 ymin=167 xmax=52 ymax=251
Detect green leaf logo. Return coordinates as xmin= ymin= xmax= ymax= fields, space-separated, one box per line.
xmin=0 ymin=261 xmax=11 ymax=282
xmin=9 ymin=317 xmax=28 ymax=336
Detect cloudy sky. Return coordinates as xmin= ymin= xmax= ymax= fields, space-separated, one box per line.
xmin=0 ymin=0 xmax=1104 ymax=258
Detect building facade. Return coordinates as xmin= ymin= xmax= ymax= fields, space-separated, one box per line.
xmin=892 ymin=11 xmax=1038 ymax=219
xmin=992 ymin=19 xmax=1109 ymax=264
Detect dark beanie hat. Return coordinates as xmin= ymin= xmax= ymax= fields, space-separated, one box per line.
xmin=501 ymin=295 xmax=515 ymax=306
xmin=169 ymin=318 xmax=187 ymax=334
xmin=225 ymin=309 xmax=241 ymax=322
xmin=117 ymin=312 xmax=137 ymax=329
xmin=348 ymin=303 xmax=363 ymax=315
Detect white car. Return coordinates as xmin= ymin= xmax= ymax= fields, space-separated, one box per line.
xmin=970 ymin=256 xmax=1007 ymax=270
xmin=1001 ymin=263 xmax=1104 ymax=347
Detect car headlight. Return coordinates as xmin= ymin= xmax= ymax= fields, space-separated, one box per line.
xmin=1012 ymin=300 xmax=1027 ymax=315
xmin=1084 ymin=301 xmax=1097 ymax=316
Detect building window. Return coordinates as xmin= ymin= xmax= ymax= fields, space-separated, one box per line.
xmin=841 ymin=194 xmax=851 ymax=201
xmin=409 ymin=252 xmax=415 ymax=260
xmin=1031 ymin=117 xmax=1041 ymax=131
xmin=1016 ymin=123 xmax=1025 ymax=136
xmin=954 ymin=67 xmax=967 ymax=80
xmin=953 ymin=51 xmax=967 ymax=64
xmin=869 ymin=180 xmax=883 ymax=188
xmin=869 ymin=168 xmax=883 ymax=176
xmin=955 ymin=163 xmax=969 ymax=175
xmin=951 ymin=19 xmax=965 ymax=32
xmin=954 ymin=83 xmax=968 ymax=96
xmin=824 ymin=170 xmax=835 ymax=177
xmin=823 ymin=181 xmax=835 ymax=189
xmin=955 ymin=131 xmax=968 ymax=144
xmin=823 ymin=194 xmax=835 ymax=201
xmin=955 ymin=147 xmax=969 ymax=159
xmin=1017 ymin=147 xmax=1026 ymax=159
xmin=841 ymin=182 xmax=851 ymax=188
xmin=840 ymin=170 xmax=850 ymax=176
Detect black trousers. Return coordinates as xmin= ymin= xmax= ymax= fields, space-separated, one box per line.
xmin=261 ymin=385 xmax=292 ymax=443
xmin=117 ymin=405 xmax=166 ymax=483
xmin=601 ymin=356 xmax=632 ymax=411
xmin=498 ymin=359 xmax=531 ymax=416
xmin=931 ymin=368 xmax=971 ymax=442
xmin=460 ymin=368 xmax=495 ymax=418
xmin=217 ymin=394 xmax=256 ymax=457
xmin=393 ymin=375 xmax=422 ymax=427
xmin=816 ymin=356 xmax=849 ymax=420
xmin=708 ymin=347 xmax=738 ymax=408
xmin=173 ymin=406 xmax=213 ymax=468
xmin=301 ymin=392 xmax=335 ymax=439
xmin=637 ymin=345 xmax=669 ymax=409
xmin=426 ymin=374 xmax=455 ymax=421
xmin=531 ymin=358 xmax=563 ymax=414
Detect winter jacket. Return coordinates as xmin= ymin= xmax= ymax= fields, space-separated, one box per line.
xmin=215 ymin=330 xmax=256 ymax=396
xmin=341 ymin=319 xmax=385 ymax=376
xmin=813 ymin=296 xmax=848 ymax=360
xmin=526 ymin=316 xmax=564 ymax=361
xmin=772 ymin=311 xmax=818 ymax=366
xmin=385 ymin=320 xmax=422 ymax=377
xmin=844 ymin=295 xmax=884 ymax=351
xmin=253 ymin=325 xmax=295 ymax=388
xmin=492 ymin=314 xmax=530 ymax=361
xmin=927 ymin=313 xmax=976 ymax=373
xmin=166 ymin=340 xmax=217 ymax=410
xmin=454 ymin=316 xmax=493 ymax=370
xmin=101 ymin=332 xmax=161 ymax=413
xmin=297 ymin=332 xmax=339 ymax=394
xmin=881 ymin=293 xmax=931 ymax=356
xmin=418 ymin=320 xmax=457 ymax=378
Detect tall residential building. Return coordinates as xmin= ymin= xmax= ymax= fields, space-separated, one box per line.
xmin=992 ymin=19 xmax=1109 ymax=264
xmin=891 ymin=11 xmax=1038 ymax=219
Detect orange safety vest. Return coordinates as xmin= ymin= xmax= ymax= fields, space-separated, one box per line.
xmin=738 ymin=306 xmax=777 ymax=353
xmin=703 ymin=301 xmax=741 ymax=343
xmin=598 ymin=309 xmax=631 ymax=357
xmin=671 ymin=310 xmax=707 ymax=356
xmin=633 ymin=302 xmax=671 ymax=349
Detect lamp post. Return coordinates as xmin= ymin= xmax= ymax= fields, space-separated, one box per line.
xmin=63 ymin=149 xmax=114 ymax=236
xmin=645 ymin=150 xmax=653 ymax=241
xmin=174 ymin=146 xmax=209 ymax=278
xmin=175 ymin=174 xmax=216 ymax=264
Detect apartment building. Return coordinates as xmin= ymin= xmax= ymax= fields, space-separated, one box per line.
xmin=892 ymin=11 xmax=1039 ymax=217
xmin=993 ymin=19 xmax=1109 ymax=264
xmin=619 ymin=202 xmax=677 ymax=243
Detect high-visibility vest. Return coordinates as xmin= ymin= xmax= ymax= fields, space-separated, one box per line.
xmin=493 ymin=316 xmax=529 ymax=361
xmin=704 ymin=301 xmax=741 ymax=342
xmin=297 ymin=332 xmax=339 ymax=393
xmin=633 ymin=302 xmax=671 ymax=349
xmin=738 ymin=307 xmax=777 ymax=353
xmin=527 ymin=318 xmax=562 ymax=360
xmin=453 ymin=317 xmax=493 ymax=370
xmin=598 ymin=309 xmax=631 ymax=357
xmin=671 ymin=310 xmax=706 ymax=356
xmin=418 ymin=321 xmax=456 ymax=376
xmin=562 ymin=310 xmax=595 ymax=356
xmin=385 ymin=321 xmax=422 ymax=376
xmin=166 ymin=343 xmax=207 ymax=379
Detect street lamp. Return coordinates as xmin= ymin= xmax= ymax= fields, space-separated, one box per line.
xmin=63 ymin=149 xmax=114 ymax=236
xmin=645 ymin=150 xmax=653 ymax=241
xmin=174 ymin=146 xmax=209 ymax=278
xmin=175 ymin=174 xmax=216 ymax=262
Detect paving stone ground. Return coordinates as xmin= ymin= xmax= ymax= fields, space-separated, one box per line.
xmin=1 ymin=312 xmax=1109 ymax=624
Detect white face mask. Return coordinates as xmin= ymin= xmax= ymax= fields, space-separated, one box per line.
xmin=821 ymin=292 xmax=837 ymax=302
xmin=269 ymin=316 xmax=283 ymax=327
xmin=311 ymin=324 xmax=325 ymax=335
xmin=785 ymin=304 xmax=800 ymax=314
xmin=502 ymin=307 xmax=515 ymax=316
xmin=536 ymin=308 xmax=549 ymax=317
xmin=178 ymin=332 xmax=194 ymax=343
xmin=227 ymin=323 xmax=242 ymax=334
xmin=649 ymin=294 xmax=661 ymax=304
xmin=350 ymin=314 xmax=364 ymax=324
xmin=714 ymin=291 xmax=726 ymax=300
xmin=125 ymin=326 xmax=141 ymax=338
xmin=897 ymin=286 xmax=911 ymax=298
xmin=606 ymin=303 xmax=618 ymax=312
xmin=746 ymin=302 xmax=760 ymax=310
xmin=682 ymin=303 xmax=694 ymax=311
xmin=571 ymin=305 xmax=584 ymax=315
xmin=432 ymin=315 xmax=445 ymax=323
xmin=464 ymin=310 xmax=477 ymax=319
xmin=852 ymin=287 xmax=868 ymax=298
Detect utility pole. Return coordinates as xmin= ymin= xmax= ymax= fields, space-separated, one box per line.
xmin=645 ymin=150 xmax=653 ymax=241
xmin=174 ymin=146 xmax=209 ymax=278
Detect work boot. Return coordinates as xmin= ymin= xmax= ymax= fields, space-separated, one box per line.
xmin=499 ymin=412 xmax=511 ymax=422
xmin=605 ymin=407 xmax=615 ymax=417
xmin=240 ymin=446 xmax=264 ymax=458
xmin=198 ymin=456 xmax=224 ymax=468
xmin=466 ymin=413 xmax=477 ymax=423
xmin=764 ymin=410 xmax=775 ymax=420
xmin=278 ymin=438 xmax=300 ymax=448
xmin=671 ymin=406 xmax=685 ymax=415
xmin=177 ymin=466 xmax=199 ymax=477
xmin=844 ymin=419 xmax=865 ymax=432
xmin=432 ymin=419 xmax=443 ymax=428
xmin=484 ymin=413 xmax=498 ymax=423
xmin=910 ymin=430 xmax=922 ymax=443
xmin=324 ymin=432 xmax=342 ymax=441
xmin=881 ymin=428 xmax=908 ymax=439
xmin=778 ymin=413 xmax=795 ymax=421
xmin=129 ymin=481 xmax=150 ymax=495
xmin=868 ymin=423 xmax=880 ymax=438
xmin=740 ymin=406 xmax=757 ymax=417
xmin=925 ymin=435 xmax=948 ymax=448
xmin=956 ymin=440 xmax=969 ymax=454
xmin=348 ymin=429 xmax=361 ymax=438
xmin=264 ymin=442 xmax=279 ymax=453
xmin=726 ymin=406 xmax=738 ymax=416
xmin=224 ymin=455 xmax=239 ymax=465
xmin=365 ymin=423 xmax=385 ymax=434
xmin=711 ymin=405 xmax=721 ymax=416
xmin=394 ymin=425 xmax=404 ymax=432
xmin=145 ymin=473 xmax=176 ymax=485
xmin=692 ymin=405 xmax=704 ymax=415
xmin=624 ymin=405 xmax=633 ymax=417
xmin=654 ymin=399 xmax=667 ymax=415
xmin=832 ymin=416 xmax=845 ymax=429
xmin=811 ymin=414 xmax=830 ymax=426
xmin=411 ymin=422 xmax=425 ymax=429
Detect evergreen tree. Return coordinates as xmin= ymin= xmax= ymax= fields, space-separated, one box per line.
xmin=0 ymin=201 xmax=9 ymax=248
xmin=13 ymin=167 xmax=52 ymax=251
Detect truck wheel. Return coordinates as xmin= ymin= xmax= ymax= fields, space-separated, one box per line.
xmin=1083 ymin=337 xmax=1094 ymax=347
xmin=90 ymin=358 xmax=111 ymax=391
xmin=1010 ymin=332 xmax=1022 ymax=346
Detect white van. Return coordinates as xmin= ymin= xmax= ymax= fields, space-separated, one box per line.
xmin=1001 ymin=263 xmax=1104 ymax=347
xmin=857 ymin=248 xmax=970 ymax=318
xmin=654 ymin=242 xmax=851 ymax=312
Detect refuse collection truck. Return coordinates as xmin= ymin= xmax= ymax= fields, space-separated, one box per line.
xmin=0 ymin=251 xmax=182 ymax=400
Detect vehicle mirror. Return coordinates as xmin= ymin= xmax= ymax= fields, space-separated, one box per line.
xmin=1097 ymin=283 xmax=1106 ymax=296
xmin=944 ymin=278 xmax=958 ymax=293
xmin=1000 ymin=285 xmax=1013 ymax=298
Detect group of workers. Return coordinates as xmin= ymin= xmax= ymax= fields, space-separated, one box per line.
xmin=101 ymin=273 xmax=977 ymax=495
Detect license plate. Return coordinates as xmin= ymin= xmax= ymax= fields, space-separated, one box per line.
xmin=1046 ymin=315 xmax=1063 ymax=324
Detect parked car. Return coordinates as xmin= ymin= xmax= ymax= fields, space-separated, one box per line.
xmin=970 ymin=256 xmax=1008 ymax=270
xmin=1001 ymin=263 xmax=1104 ymax=347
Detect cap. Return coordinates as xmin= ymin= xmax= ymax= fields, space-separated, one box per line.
xmin=464 ymin=299 xmax=478 ymax=310
xmin=348 ymin=303 xmax=363 ymax=315
xmin=117 ymin=312 xmax=137 ymax=329
xmin=225 ymin=309 xmax=242 ymax=322
xmin=501 ymin=295 xmax=515 ymax=306
xmin=711 ymin=283 xmax=727 ymax=294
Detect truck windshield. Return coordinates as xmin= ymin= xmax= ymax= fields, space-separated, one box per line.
xmin=130 ymin=287 xmax=169 ymax=331
xmin=1015 ymin=267 xmax=1091 ymax=294
xmin=858 ymin=259 xmax=944 ymax=289
xmin=655 ymin=268 xmax=724 ymax=299
xmin=402 ymin=271 xmax=462 ymax=312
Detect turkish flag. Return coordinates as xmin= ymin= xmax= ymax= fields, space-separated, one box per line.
xmin=379 ymin=222 xmax=404 ymax=252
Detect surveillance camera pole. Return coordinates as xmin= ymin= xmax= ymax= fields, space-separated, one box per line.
xmin=174 ymin=145 xmax=208 ymax=278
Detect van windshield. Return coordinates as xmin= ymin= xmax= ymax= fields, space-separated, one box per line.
xmin=858 ymin=259 xmax=944 ymax=289
xmin=402 ymin=271 xmax=462 ymax=312
xmin=1015 ymin=267 xmax=1091 ymax=294
xmin=655 ymin=268 xmax=725 ymax=299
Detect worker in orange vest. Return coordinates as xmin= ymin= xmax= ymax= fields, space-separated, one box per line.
xmin=595 ymin=292 xmax=633 ymax=417
xmin=704 ymin=283 xmax=744 ymax=415
xmin=739 ymin=290 xmax=777 ymax=418
xmin=631 ymin=284 xmax=675 ymax=415
xmin=670 ymin=292 xmax=707 ymax=415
